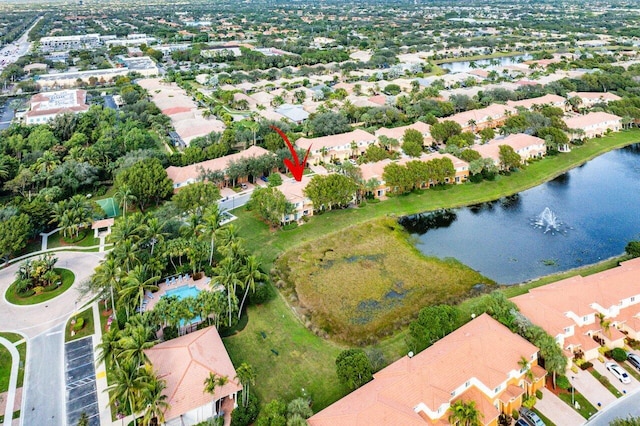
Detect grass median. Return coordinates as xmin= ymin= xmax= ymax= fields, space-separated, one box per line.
xmin=5 ymin=268 xmax=75 ymax=306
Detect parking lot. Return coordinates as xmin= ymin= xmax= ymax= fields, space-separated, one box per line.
xmin=65 ymin=337 xmax=100 ymax=426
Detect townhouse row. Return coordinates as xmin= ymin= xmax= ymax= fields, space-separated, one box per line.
xmin=308 ymin=257 xmax=640 ymax=426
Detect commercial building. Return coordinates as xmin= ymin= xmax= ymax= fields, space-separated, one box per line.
xmin=39 ymin=34 xmax=101 ymax=52
xmin=24 ymin=89 xmax=89 ymax=125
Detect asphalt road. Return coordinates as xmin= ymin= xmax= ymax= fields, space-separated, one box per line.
xmin=0 ymin=16 xmax=41 ymax=72
xmin=585 ymin=388 xmax=640 ymax=425
xmin=22 ymin=323 xmax=65 ymax=426
xmin=219 ymin=191 xmax=251 ymax=212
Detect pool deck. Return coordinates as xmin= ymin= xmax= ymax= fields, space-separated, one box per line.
xmin=143 ymin=274 xmax=216 ymax=312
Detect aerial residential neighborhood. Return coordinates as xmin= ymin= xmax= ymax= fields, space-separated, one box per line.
xmin=1 ymin=1 xmax=640 ymax=426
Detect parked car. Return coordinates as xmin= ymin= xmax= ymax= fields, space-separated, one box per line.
xmin=606 ymin=362 xmax=631 ymax=384
xmin=515 ymin=419 xmax=530 ymax=426
xmin=628 ymin=353 xmax=640 ymax=371
xmin=520 ymin=407 xmax=545 ymax=426
xmin=240 ymin=183 xmax=248 ymax=190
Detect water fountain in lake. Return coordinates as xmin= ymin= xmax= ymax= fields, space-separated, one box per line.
xmin=531 ymin=207 xmax=568 ymax=235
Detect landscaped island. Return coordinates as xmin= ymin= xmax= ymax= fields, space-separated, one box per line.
xmin=275 ymin=217 xmax=493 ymax=345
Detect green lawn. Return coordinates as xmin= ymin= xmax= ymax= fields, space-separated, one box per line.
xmin=65 ymin=307 xmax=96 ymax=342
xmin=532 ymin=408 xmax=556 ymax=426
xmin=46 ymin=230 xmax=100 ymax=249
xmin=5 ymin=268 xmax=75 ymax=306
xmin=620 ymin=362 xmax=640 ymax=382
xmin=223 ymin=295 xmax=348 ymax=411
xmin=0 ymin=333 xmax=27 ymax=393
xmin=558 ymin=390 xmax=598 ymax=419
xmin=590 ymin=369 xmax=623 ymax=397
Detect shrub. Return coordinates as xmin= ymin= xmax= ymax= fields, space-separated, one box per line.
xmin=73 ymin=317 xmax=85 ymax=332
xmin=19 ymin=289 xmax=35 ymax=297
xmin=33 ymin=286 xmax=45 ymax=295
xmin=536 ymin=389 xmax=543 ymax=400
xmin=163 ymin=326 xmax=178 ymax=341
xmin=512 ymin=410 xmax=519 ymax=420
xmin=230 ymin=392 xmax=259 ymax=426
xmin=612 ymin=347 xmax=628 ymax=362
xmin=282 ymin=222 xmax=298 ymax=231
xmin=580 ymin=361 xmax=593 ymax=370
xmin=598 ymin=375 xmax=611 ymax=386
xmin=248 ymin=281 xmax=273 ymax=305
xmin=556 ymin=375 xmax=571 ymax=390
xmin=522 ymin=394 xmax=536 ymax=409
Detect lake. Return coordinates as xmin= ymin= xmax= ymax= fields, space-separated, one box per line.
xmin=401 ymin=145 xmax=640 ymax=284
xmin=439 ymin=54 xmax=532 ymax=74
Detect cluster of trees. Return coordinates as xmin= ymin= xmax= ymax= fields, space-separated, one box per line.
xmin=303 ymin=174 xmax=358 ymax=212
xmin=255 ymin=397 xmax=314 ymax=426
xmin=248 ymin=187 xmax=294 ymax=228
xmin=382 ymin=157 xmax=455 ymax=194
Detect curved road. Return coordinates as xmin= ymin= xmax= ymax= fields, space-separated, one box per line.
xmin=586 ymin=387 xmax=640 ymax=425
xmin=0 ymin=250 xmax=105 ymax=426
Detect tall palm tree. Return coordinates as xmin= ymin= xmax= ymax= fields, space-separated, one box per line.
xmin=119 ymin=265 xmax=159 ymax=316
xmin=238 ymin=256 xmax=268 ymax=319
xmin=93 ymin=258 xmax=122 ymax=312
xmin=518 ymin=355 xmax=535 ymax=395
xmin=114 ymin=183 xmax=138 ymax=220
xmin=448 ymin=400 xmax=482 ymax=426
xmin=211 ymin=258 xmax=243 ymax=326
xmin=141 ymin=374 xmax=169 ymax=426
xmin=142 ymin=217 xmax=167 ymax=257
xmin=119 ymin=322 xmax=156 ymax=367
xmin=596 ymin=312 xmax=612 ymax=338
xmin=196 ymin=205 xmax=222 ymax=266
xmin=97 ymin=326 xmax=122 ymax=369
xmin=112 ymin=239 xmax=141 ymax=273
xmin=107 ymin=361 xmax=151 ymax=426
xmin=235 ymin=363 xmax=255 ymax=408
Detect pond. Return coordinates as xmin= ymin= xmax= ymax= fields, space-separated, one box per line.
xmin=401 ymin=145 xmax=640 ymax=284
xmin=439 ymin=54 xmax=532 ymax=74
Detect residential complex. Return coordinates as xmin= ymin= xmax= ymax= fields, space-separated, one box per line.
xmin=513 ymin=257 xmax=640 ymax=363
xmin=564 ymin=112 xmax=622 ymax=139
xmin=296 ymin=129 xmax=377 ymax=163
xmin=309 ymin=314 xmax=546 ymax=426
xmin=474 ymin=133 xmax=547 ymax=165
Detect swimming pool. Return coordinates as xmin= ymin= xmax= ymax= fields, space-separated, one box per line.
xmin=165 ymin=285 xmax=200 ymax=300
xmin=163 ymin=285 xmax=202 ymax=326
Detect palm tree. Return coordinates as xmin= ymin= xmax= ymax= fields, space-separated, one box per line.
xmin=196 ymin=205 xmax=222 ymax=266
xmin=142 ymin=217 xmax=167 ymax=257
xmin=211 ymin=258 xmax=243 ymax=326
xmin=235 ymin=363 xmax=255 ymax=408
xmin=112 ymin=239 xmax=140 ymax=273
xmin=119 ymin=265 xmax=160 ymax=316
xmin=448 ymin=400 xmax=482 ymax=426
xmin=237 ymin=256 xmax=268 ymax=319
xmin=203 ymin=372 xmax=229 ymax=416
xmin=107 ymin=361 xmax=151 ymax=426
xmin=97 ymin=326 xmax=123 ymax=369
xmin=518 ymin=355 xmax=535 ymax=395
xmin=93 ymin=258 xmax=122 ymax=312
xmin=596 ymin=312 xmax=612 ymax=338
xmin=119 ymin=321 xmax=156 ymax=367
xmin=114 ymin=184 xmax=138 ymax=220
xmin=467 ymin=119 xmax=477 ymax=133
xmin=141 ymin=374 xmax=169 ymax=426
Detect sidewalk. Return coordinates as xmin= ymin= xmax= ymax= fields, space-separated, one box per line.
xmin=0 ymin=337 xmax=19 ymax=426
xmin=92 ymin=303 xmax=112 ymax=426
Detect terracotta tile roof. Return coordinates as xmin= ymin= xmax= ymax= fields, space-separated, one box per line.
xmin=26 ymin=89 xmax=89 ymax=119
xmin=166 ymin=146 xmax=271 ymax=185
xmin=512 ymin=258 xmax=640 ymax=338
xmin=498 ymin=384 xmax=525 ymax=404
xmin=563 ymin=112 xmax=621 ymax=130
xmin=567 ymin=92 xmax=622 ymax=102
xmin=277 ymin=175 xmax=312 ymax=204
xmin=442 ymin=104 xmax=516 ymax=128
xmin=375 ymin=121 xmax=431 ymax=141
xmin=309 ymin=314 xmax=539 ymax=426
xmin=91 ymin=218 xmax=114 ymax=229
xmin=473 ymin=133 xmax=545 ymax=163
xmin=453 ymin=387 xmax=500 ymax=426
xmin=506 ymin=94 xmax=566 ymax=110
xmin=296 ymin=129 xmax=376 ymax=151
xmin=144 ymin=326 xmax=242 ymax=422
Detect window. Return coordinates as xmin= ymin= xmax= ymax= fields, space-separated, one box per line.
xmin=632 ymin=296 xmax=636 ymax=303
xmin=564 ymin=327 xmax=571 ymax=333
xmin=583 ymin=315 xmax=589 ymax=322
xmin=494 ymin=384 xmax=501 ymax=393
xmin=451 ymin=390 xmax=456 ymax=397
xmin=465 ymin=381 xmax=470 ymax=388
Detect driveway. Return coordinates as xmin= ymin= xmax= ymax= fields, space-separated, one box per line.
xmin=593 ymin=360 xmax=640 ymax=395
xmin=535 ymin=388 xmax=585 ymax=426
xmin=586 ymin=387 xmax=640 ymax=425
xmin=0 ymin=251 xmax=106 ymax=338
xmin=0 ymin=251 xmax=105 ymax=426
xmin=570 ymin=368 xmax=617 ymax=409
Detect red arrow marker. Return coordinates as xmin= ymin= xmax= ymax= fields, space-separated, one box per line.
xmin=271 ymin=125 xmax=311 ymax=182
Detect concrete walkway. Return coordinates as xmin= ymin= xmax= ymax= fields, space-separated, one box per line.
xmin=39 ymin=228 xmax=61 ymax=251
xmin=0 ymin=337 xmax=19 ymax=425
xmin=536 ymin=388 xmax=585 ymax=426
xmin=570 ymin=368 xmax=617 ymax=410
xmin=92 ymin=303 xmax=112 ymax=426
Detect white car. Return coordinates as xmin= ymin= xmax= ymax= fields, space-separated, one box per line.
xmin=606 ymin=362 xmax=631 ymax=384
